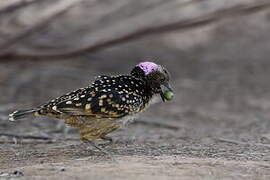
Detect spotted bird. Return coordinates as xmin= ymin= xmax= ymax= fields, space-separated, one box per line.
xmin=9 ymin=62 xmax=173 ymax=153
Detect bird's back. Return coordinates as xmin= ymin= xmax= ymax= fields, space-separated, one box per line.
xmin=36 ymin=75 xmax=153 ymax=123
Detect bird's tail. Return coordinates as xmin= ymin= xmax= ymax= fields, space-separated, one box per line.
xmin=8 ymin=109 xmax=38 ymax=121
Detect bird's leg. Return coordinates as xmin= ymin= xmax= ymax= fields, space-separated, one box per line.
xmin=101 ymin=136 xmax=113 ymax=145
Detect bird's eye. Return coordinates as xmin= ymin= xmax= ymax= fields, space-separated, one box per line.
xmin=160 ymin=77 xmax=166 ymax=82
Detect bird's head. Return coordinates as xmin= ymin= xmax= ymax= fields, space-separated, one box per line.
xmin=131 ymin=61 xmax=174 ymax=101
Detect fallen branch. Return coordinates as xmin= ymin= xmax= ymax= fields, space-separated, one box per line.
xmin=0 ymin=0 xmax=269 ymax=59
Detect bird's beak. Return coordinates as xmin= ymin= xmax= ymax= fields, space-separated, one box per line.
xmin=160 ymin=82 xmax=173 ymax=102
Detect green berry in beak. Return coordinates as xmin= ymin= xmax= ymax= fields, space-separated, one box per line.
xmin=163 ymin=90 xmax=174 ymax=101
xmin=160 ymin=82 xmax=173 ymax=102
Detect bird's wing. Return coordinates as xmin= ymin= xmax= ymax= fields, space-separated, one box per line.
xmin=54 ymin=90 xmax=143 ymax=118
xmin=37 ymin=87 xmax=87 ymax=116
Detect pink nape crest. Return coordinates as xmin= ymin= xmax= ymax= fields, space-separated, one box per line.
xmin=137 ymin=62 xmax=159 ymax=75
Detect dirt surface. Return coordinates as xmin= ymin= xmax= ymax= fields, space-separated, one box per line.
xmin=1 ymin=8 xmax=270 ymax=180
xmin=1 ymin=154 xmax=270 ymax=180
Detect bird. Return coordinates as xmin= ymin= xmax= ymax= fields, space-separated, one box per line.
xmin=8 ymin=61 xmax=173 ymax=154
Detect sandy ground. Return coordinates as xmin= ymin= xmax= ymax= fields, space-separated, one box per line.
xmin=1 ymin=154 xmax=270 ymax=180
xmin=1 ymin=121 xmax=270 ymax=180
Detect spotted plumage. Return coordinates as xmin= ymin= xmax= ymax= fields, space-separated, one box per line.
xmin=36 ymin=75 xmax=150 ymax=119
xmin=9 ymin=62 xmax=173 ymax=150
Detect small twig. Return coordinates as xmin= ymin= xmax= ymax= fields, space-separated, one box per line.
xmin=0 ymin=132 xmax=52 ymax=140
xmin=0 ymin=133 xmax=81 ymax=144
xmin=215 ymin=138 xmax=270 ymax=148
xmin=0 ymin=140 xmax=53 ymax=144
xmin=134 ymin=119 xmax=180 ymax=131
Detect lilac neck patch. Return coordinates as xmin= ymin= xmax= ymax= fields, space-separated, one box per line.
xmin=137 ymin=62 xmax=158 ymax=75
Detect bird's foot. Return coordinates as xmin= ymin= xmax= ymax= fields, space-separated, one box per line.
xmin=82 ymin=139 xmax=115 ymax=161
xmin=101 ymin=136 xmax=113 ymax=145
xmin=101 ymin=136 xmax=136 ymax=146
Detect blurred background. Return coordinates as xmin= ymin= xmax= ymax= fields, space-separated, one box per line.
xmin=1 ymin=0 xmax=270 ymax=160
